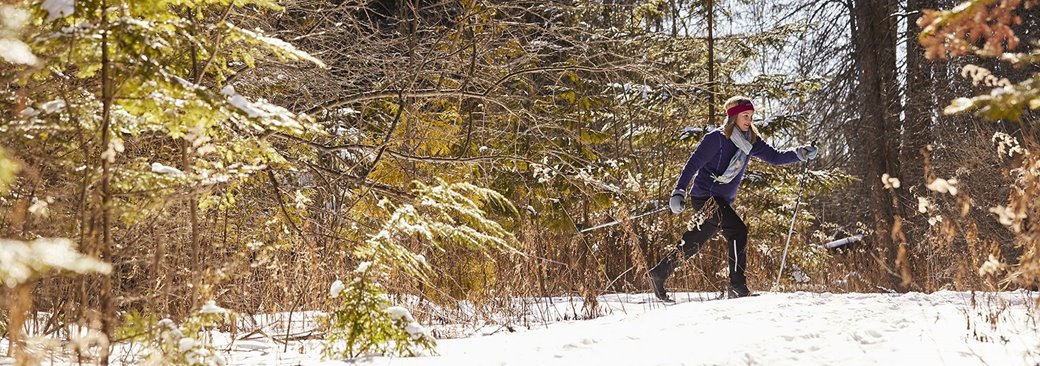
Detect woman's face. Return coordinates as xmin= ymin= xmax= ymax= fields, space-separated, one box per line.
xmin=735 ymin=110 xmax=754 ymax=132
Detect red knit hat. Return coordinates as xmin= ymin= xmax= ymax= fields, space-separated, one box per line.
xmin=726 ymin=102 xmax=754 ymax=117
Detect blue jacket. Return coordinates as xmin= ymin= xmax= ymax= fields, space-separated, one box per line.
xmin=675 ymin=129 xmax=801 ymax=204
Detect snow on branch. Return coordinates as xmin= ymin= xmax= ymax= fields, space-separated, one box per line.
xmin=0 ymin=238 xmax=112 ymax=287
xmin=224 ymin=22 xmax=327 ymax=69
xmin=40 ymin=0 xmax=74 ymax=22
xmin=358 ymin=180 xmax=518 ymax=278
xmin=220 ymin=85 xmax=315 ymax=135
xmin=1 ymin=4 xmax=38 ymax=65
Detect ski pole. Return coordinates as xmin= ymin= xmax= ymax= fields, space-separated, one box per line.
xmin=578 ymin=206 xmax=668 ymax=233
xmin=773 ymin=142 xmax=815 ymax=290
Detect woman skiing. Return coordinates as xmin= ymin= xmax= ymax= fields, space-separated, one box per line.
xmin=648 ymin=95 xmax=818 ymax=301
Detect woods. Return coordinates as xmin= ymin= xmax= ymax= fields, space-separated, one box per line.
xmin=1 ymin=0 xmax=1037 ymax=364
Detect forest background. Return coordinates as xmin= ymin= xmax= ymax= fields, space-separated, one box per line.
xmin=1 ymin=0 xmax=1038 ymax=364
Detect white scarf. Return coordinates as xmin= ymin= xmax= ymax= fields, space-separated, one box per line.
xmin=712 ymin=129 xmax=753 ymax=184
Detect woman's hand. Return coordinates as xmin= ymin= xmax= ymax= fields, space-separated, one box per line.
xmin=669 ymin=189 xmax=686 ymax=214
xmin=795 ymin=145 xmax=818 ymax=161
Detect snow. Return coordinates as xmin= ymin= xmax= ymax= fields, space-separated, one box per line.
xmin=0 ymin=39 xmax=37 ymax=65
xmin=229 ymin=25 xmax=327 ymax=69
xmin=992 ymin=132 xmax=1025 ymax=157
xmin=100 ymin=138 xmax=124 ymax=163
xmin=989 ymin=205 xmax=1026 ymax=226
xmin=200 ymin=300 xmax=227 ymax=314
xmin=979 ymin=255 xmax=1007 ymax=276
xmin=404 ymin=322 xmax=426 ymax=339
xmin=0 ymin=238 xmax=112 ymax=287
xmin=219 ymin=85 xmax=310 ymax=133
xmin=150 ymin=162 xmax=184 ymax=177
xmin=1 ymin=291 xmax=1038 ymax=365
xmin=41 ymin=0 xmax=75 ymax=22
xmin=329 ymin=279 xmax=345 ymax=298
xmin=27 ymin=196 xmax=52 ymax=218
xmin=38 ymin=99 xmax=66 ymax=113
xmin=0 ymin=8 xmax=36 ymax=65
xmin=881 ymin=173 xmax=901 ymax=189
xmin=179 ymin=338 xmax=196 ymax=352
xmin=348 ymin=291 xmax=1039 ymax=366
xmin=918 ymin=196 xmax=931 ymax=213
xmin=1 ymin=5 xmax=29 ymax=30
xmin=927 ymin=177 xmax=959 ymax=195
xmin=115 ymin=291 xmax=1033 ymax=365
xmin=221 ymin=85 xmax=265 ymax=118
xmin=385 ymin=306 xmax=413 ymax=321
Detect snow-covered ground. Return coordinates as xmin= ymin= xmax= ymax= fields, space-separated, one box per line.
xmin=2 ymin=291 xmax=1038 ymax=365
xmin=352 ymin=291 xmax=1040 ymax=366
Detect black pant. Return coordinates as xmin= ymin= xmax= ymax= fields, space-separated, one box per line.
xmin=650 ymin=196 xmax=749 ymax=286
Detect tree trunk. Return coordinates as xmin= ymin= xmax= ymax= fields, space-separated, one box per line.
xmin=852 ymin=0 xmax=907 ymax=290
xmin=707 ymin=0 xmax=716 ymax=121
xmin=97 ymin=1 xmax=119 ymax=363
xmin=99 ymin=8 xmax=115 ymax=365
xmin=902 ymin=0 xmax=937 ymax=288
